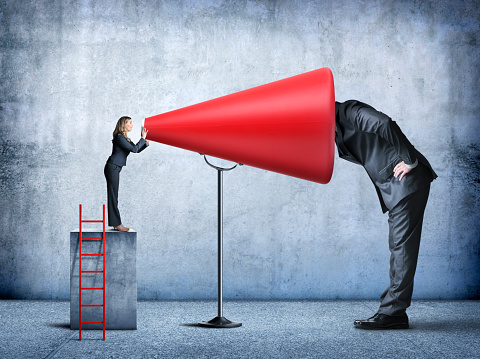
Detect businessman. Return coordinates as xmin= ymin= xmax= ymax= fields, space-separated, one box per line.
xmin=335 ymin=100 xmax=437 ymax=329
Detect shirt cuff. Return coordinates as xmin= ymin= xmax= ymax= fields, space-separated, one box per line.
xmin=404 ymin=159 xmax=418 ymax=169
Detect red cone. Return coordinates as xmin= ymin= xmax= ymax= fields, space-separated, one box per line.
xmin=144 ymin=67 xmax=335 ymax=184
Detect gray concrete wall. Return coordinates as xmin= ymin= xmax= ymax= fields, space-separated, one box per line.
xmin=1 ymin=0 xmax=479 ymax=300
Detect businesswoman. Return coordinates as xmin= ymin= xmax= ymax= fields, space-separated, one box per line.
xmin=104 ymin=116 xmax=149 ymax=231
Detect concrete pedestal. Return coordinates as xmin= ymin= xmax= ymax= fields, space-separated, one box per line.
xmin=70 ymin=228 xmax=137 ymax=330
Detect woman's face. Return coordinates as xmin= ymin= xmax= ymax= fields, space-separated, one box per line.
xmin=126 ymin=119 xmax=133 ymax=132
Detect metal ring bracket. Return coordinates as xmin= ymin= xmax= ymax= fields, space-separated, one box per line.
xmin=202 ymin=154 xmax=241 ymax=171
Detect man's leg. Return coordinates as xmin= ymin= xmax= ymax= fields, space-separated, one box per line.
xmin=378 ymin=184 xmax=430 ymax=316
xmin=354 ymin=184 xmax=430 ymax=329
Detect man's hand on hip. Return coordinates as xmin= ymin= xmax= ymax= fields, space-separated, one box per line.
xmin=394 ymin=161 xmax=412 ymax=181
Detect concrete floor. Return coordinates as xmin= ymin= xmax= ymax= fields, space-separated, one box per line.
xmin=0 ymin=300 xmax=479 ymax=359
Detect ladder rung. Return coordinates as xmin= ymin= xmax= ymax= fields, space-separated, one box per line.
xmin=81 ymin=270 xmax=103 ymax=273
xmin=81 ymin=254 xmax=103 ymax=256
xmin=80 ymin=321 xmax=103 ymax=324
xmin=81 ymin=304 xmax=103 ymax=307
xmin=81 ymin=220 xmax=103 ymax=223
xmin=81 ymin=237 xmax=103 ymax=239
xmin=81 ymin=287 xmax=103 ymax=290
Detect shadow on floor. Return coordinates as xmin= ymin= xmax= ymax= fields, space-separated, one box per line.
xmin=180 ymin=323 xmax=203 ymax=327
xmin=412 ymin=319 xmax=480 ymax=331
xmin=47 ymin=323 xmax=71 ymax=329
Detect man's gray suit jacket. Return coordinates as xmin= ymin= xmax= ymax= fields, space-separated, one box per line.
xmin=335 ymin=100 xmax=437 ymax=213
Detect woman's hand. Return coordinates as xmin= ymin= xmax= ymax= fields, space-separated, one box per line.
xmin=393 ymin=161 xmax=412 ymax=181
xmin=141 ymin=126 xmax=148 ymax=139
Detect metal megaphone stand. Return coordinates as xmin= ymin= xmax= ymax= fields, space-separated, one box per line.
xmin=198 ymin=154 xmax=242 ymax=328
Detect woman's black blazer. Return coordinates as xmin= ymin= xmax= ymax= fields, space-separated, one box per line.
xmin=107 ymin=135 xmax=148 ymax=167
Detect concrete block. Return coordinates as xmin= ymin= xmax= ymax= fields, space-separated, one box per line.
xmin=70 ymin=228 xmax=137 ymax=330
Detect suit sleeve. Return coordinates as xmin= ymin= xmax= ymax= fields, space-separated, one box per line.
xmin=353 ymin=106 xmax=418 ymax=166
xmin=138 ymin=140 xmax=149 ymax=153
xmin=115 ymin=135 xmax=147 ymax=154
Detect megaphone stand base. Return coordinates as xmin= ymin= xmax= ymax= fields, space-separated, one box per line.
xmin=198 ymin=316 xmax=242 ymax=328
xmin=198 ymin=156 xmax=242 ymax=329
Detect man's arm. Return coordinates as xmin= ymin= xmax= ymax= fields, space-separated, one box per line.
xmin=354 ymin=106 xmax=418 ymax=167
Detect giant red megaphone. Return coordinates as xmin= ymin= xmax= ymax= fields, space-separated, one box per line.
xmin=144 ymin=67 xmax=335 ymax=184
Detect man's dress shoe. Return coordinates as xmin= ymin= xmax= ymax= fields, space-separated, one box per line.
xmin=354 ymin=313 xmax=409 ymax=329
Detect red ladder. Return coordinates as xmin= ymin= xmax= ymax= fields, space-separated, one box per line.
xmin=78 ymin=204 xmax=106 ymax=341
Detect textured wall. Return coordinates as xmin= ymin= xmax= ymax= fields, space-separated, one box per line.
xmin=1 ymin=0 xmax=479 ymax=300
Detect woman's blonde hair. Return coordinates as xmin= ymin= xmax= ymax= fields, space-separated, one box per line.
xmin=113 ymin=116 xmax=131 ymax=141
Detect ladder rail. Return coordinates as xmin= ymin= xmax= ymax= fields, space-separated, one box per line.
xmin=79 ymin=204 xmax=82 ymax=341
xmin=103 ymin=204 xmax=106 ymax=341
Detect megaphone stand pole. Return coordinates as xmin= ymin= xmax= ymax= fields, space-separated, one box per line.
xmin=198 ymin=155 xmax=242 ymax=328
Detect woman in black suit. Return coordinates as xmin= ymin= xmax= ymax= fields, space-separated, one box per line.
xmin=104 ymin=116 xmax=149 ymax=231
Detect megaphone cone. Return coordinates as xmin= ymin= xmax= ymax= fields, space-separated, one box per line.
xmin=144 ymin=67 xmax=335 ymax=184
